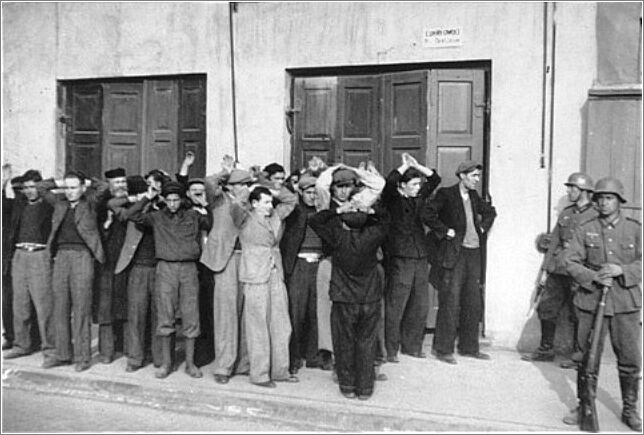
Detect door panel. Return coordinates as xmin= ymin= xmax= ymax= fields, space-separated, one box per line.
xmin=102 ymin=82 xmax=143 ymax=177
xmin=178 ymin=78 xmax=206 ymax=177
xmin=292 ymin=77 xmax=337 ymax=171
xmin=428 ymin=69 xmax=485 ymax=193
xmin=337 ymin=76 xmax=380 ymax=168
xmin=143 ymin=80 xmax=179 ymax=176
xmin=383 ymin=71 xmax=428 ymax=173
xmin=66 ymin=84 xmax=103 ymax=179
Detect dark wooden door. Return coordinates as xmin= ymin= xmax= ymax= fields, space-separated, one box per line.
xmin=142 ymin=80 xmax=179 ymax=176
xmin=428 ymin=69 xmax=486 ymax=194
xmin=291 ymin=77 xmax=338 ymax=171
xmin=65 ymin=84 xmax=103 ymax=179
xmin=178 ymin=78 xmax=207 ymax=177
xmin=383 ymin=71 xmax=428 ymax=173
xmin=102 ymin=82 xmax=143 ymax=177
xmin=336 ymin=76 xmax=381 ymax=168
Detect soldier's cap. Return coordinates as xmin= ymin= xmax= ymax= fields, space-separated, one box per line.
xmin=332 ymin=168 xmax=358 ymax=187
xmin=104 ymin=167 xmax=126 ymax=179
xmin=298 ymin=175 xmax=317 ymax=191
xmin=340 ymin=211 xmax=368 ymax=229
xmin=227 ymin=169 xmax=252 ymax=185
xmin=455 ymin=160 xmax=482 ymax=176
xmin=162 ymin=181 xmax=185 ymax=197
xmin=187 ymin=178 xmax=205 ymax=187
xmin=126 ymin=175 xmax=147 ymax=195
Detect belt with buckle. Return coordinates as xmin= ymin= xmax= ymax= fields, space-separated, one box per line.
xmin=15 ymin=243 xmax=47 ymax=252
xmin=297 ymin=252 xmax=323 ymax=263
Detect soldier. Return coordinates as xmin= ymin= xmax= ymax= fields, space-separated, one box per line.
xmin=562 ymin=177 xmax=641 ymax=432
xmin=522 ymin=172 xmax=597 ymax=366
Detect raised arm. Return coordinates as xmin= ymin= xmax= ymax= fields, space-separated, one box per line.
xmin=274 ymin=186 xmax=297 ymax=220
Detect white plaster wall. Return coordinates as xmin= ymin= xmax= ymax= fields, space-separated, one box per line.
xmin=1 ymin=1 xmax=600 ymax=349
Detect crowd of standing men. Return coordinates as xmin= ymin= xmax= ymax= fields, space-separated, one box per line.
xmin=1 ymin=150 xmax=640 ymax=429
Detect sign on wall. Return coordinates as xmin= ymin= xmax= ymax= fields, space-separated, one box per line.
xmin=423 ymin=26 xmax=463 ymax=48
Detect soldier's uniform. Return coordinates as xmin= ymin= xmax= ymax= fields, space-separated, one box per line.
xmin=563 ymin=177 xmax=641 ymax=432
xmin=526 ymin=202 xmax=598 ymax=361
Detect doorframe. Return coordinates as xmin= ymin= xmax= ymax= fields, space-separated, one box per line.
xmin=56 ymin=73 xmax=207 ymax=178
xmin=286 ymin=60 xmax=492 ymax=198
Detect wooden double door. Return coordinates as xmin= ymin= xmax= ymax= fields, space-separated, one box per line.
xmin=291 ymin=68 xmax=488 ymax=194
xmin=61 ymin=75 xmax=206 ymax=179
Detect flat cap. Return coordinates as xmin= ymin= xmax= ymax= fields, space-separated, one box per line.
xmin=187 ymin=178 xmax=205 ymax=187
xmin=227 ymin=169 xmax=252 ymax=185
xmin=104 ymin=167 xmax=126 ymax=179
xmin=162 ymin=181 xmax=185 ymax=197
xmin=332 ymin=168 xmax=358 ymax=187
xmin=298 ymin=175 xmax=317 ymax=191
xmin=126 ymin=175 xmax=148 ymax=195
xmin=455 ymin=160 xmax=482 ymax=176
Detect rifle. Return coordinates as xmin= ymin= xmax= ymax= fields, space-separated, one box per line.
xmin=579 ymin=285 xmax=610 ymax=433
xmin=527 ymin=269 xmax=546 ymax=318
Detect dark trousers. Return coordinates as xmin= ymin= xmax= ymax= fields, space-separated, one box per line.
xmin=156 ymin=261 xmax=200 ymax=338
xmin=576 ymin=308 xmax=641 ymax=378
xmin=52 ymin=249 xmax=94 ymax=363
xmin=538 ymin=273 xmax=575 ymax=322
xmin=2 ymin=271 xmax=14 ymax=344
xmin=11 ymin=249 xmax=55 ymax=356
xmin=287 ymin=258 xmax=319 ymax=366
xmin=331 ymin=301 xmax=380 ymax=396
xmin=433 ymin=247 xmax=481 ymax=355
xmin=195 ymin=264 xmax=215 ymax=367
xmin=385 ymin=256 xmax=429 ymax=356
xmin=127 ymin=264 xmax=161 ymax=367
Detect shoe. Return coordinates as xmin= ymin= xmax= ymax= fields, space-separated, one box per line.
xmin=125 ymin=363 xmax=141 ymax=373
xmin=386 ymin=355 xmax=399 ymax=363
xmin=253 ymin=380 xmax=276 ymax=388
xmin=289 ymin=367 xmax=299 ymax=375
xmin=42 ymin=358 xmax=71 ymax=369
xmin=435 ymin=353 xmax=457 ymax=365
xmin=403 ymin=351 xmax=427 ymax=359
xmin=559 ymin=359 xmax=579 ymax=369
xmin=342 ymin=391 xmax=356 ymax=399
xmin=3 ymin=349 xmax=30 ymax=360
xmin=320 ymin=360 xmax=334 ymax=371
xmin=214 ymin=374 xmax=230 ymax=384
xmin=459 ymin=351 xmax=491 ymax=360
xmin=357 ymin=394 xmax=372 ymax=401
xmin=376 ymin=373 xmax=388 ymax=381
xmin=2 ymin=339 xmax=12 ymax=350
xmin=98 ymin=355 xmax=113 ymax=364
xmin=74 ymin=361 xmax=91 ymax=372
xmin=563 ymin=407 xmax=579 ymax=426
xmin=155 ymin=365 xmax=171 ymax=379
xmin=185 ymin=365 xmax=203 ymax=378
xmin=521 ymin=348 xmax=555 ymax=362
xmin=276 ymin=375 xmax=299 ymax=383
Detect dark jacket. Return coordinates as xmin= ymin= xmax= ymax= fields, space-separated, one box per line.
xmin=280 ymin=198 xmax=328 ymax=278
xmin=308 ymin=205 xmax=390 ymax=304
xmin=425 ymin=183 xmax=496 ymax=270
xmin=381 ymin=169 xmax=441 ymax=259
xmin=2 ymin=189 xmax=14 ymax=276
xmin=40 ymin=179 xmax=108 ymax=264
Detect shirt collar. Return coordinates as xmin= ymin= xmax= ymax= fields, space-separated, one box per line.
xmin=599 ymin=212 xmax=620 ymax=229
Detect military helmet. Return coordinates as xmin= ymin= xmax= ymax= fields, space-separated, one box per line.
xmin=564 ymin=172 xmax=594 ymax=191
xmin=593 ymin=176 xmax=627 ymax=203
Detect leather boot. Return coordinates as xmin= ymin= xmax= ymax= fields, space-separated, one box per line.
xmin=155 ymin=336 xmax=172 ymax=379
xmin=522 ymin=320 xmax=556 ymax=361
xmin=620 ymin=375 xmax=642 ymax=431
xmin=184 ymin=338 xmax=203 ymax=378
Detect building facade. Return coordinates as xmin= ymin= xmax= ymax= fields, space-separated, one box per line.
xmin=2 ymin=1 xmax=641 ymax=350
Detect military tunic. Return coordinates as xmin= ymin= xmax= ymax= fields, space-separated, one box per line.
xmin=564 ymin=212 xmax=642 ymax=376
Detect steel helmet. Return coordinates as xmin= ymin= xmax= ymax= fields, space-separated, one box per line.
xmin=593 ymin=176 xmax=627 ymax=203
xmin=564 ymin=172 xmax=594 ymax=191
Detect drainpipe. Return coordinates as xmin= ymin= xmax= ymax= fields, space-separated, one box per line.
xmin=229 ymin=2 xmax=239 ymax=162
xmin=542 ymin=2 xmax=557 ymax=232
